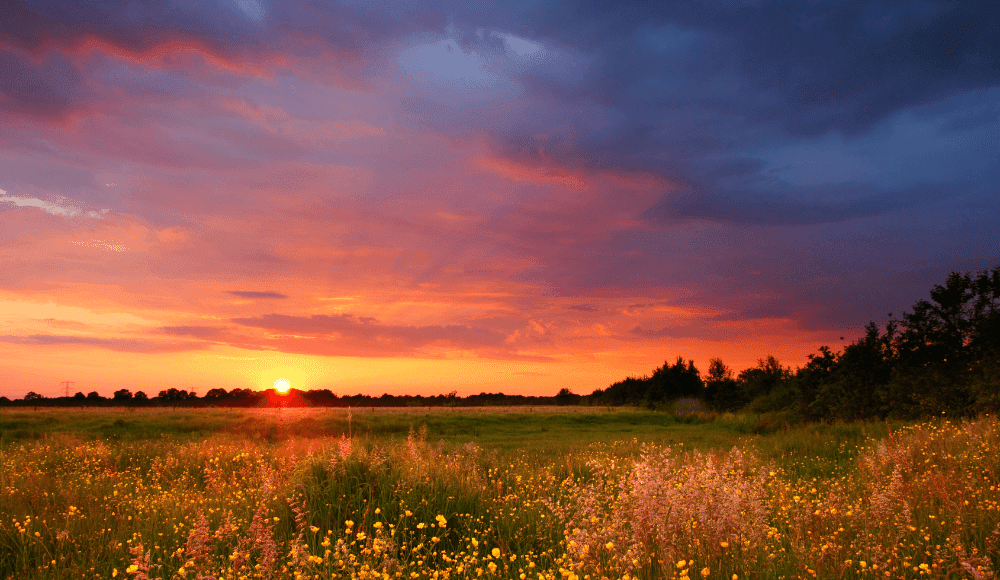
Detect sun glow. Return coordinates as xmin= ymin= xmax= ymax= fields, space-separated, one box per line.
xmin=273 ymin=378 xmax=291 ymax=393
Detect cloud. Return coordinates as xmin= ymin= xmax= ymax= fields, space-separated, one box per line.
xmin=225 ymin=290 xmax=289 ymax=299
xmin=0 ymin=189 xmax=108 ymax=218
xmin=159 ymin=325 xmax=230 ymax=339
xmin=0 ymin=334 xmax=204 ymax=353
xmin=232 ymin=312 xmax=507 ymax=352
xmin=651 ymin=182 xmax=953 ymax=226
xmin=0 ymin=48 xmax=86 ymax=119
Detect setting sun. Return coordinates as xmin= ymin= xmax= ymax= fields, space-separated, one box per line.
xmin=273 ymin=378 xmax=291 ymax=394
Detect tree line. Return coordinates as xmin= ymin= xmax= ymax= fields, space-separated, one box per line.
xmin=1 ymin=386 xmax=566 ymax=408
xmin=589 ymin=266 xmax=999 ymax=419
xmin=4 ymin=266 xmax=997 ymax=420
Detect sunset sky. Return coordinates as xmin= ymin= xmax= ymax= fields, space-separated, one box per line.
xmin=1 ymin=0 xmax=997 ymax=399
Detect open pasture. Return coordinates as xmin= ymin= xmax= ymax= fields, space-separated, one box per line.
xmin=1 ymin=408 xmax=998 ymax=580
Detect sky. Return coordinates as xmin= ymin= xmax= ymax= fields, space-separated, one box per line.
xmin=0 ymin=0 xmax=997 ymax=399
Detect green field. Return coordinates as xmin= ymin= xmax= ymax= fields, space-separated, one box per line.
xmin=1 ymin=407 xmax=997 ymax=580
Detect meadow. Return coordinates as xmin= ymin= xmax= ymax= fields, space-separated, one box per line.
xmin=1 ymin=407 xmax=997 ymax=580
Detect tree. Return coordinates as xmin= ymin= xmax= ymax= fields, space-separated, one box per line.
xmin=134 ymin=391 xmax=148 ymax=402
xmin=157 ymin=388 xmax=189 ymax=402
xmin=705 ymin=358 xmax=743 ymax=412
xmin=739 ymin=356 xmax=792 ymax=411
xmin=646 ymin=357 xmax=703 ymax=407
xmin=24 ymin=391 xmax=44 ymax=401
xmin=86 ymin=391 xmax=102 ymax=401
xmin=555 ymin=388 xmax=581 ymax=406
xmin=113 ymin=389 xmax=133 ymax=401
xmin=807 ymin=321 xmax=896 ymax=420
xmin=74 ymin=392 xmax=86 ymax=401
xmin=204 ymin=388 xmax=229 ymax=400
xmin=892 ymin=267 xmax=1000 ymax=415
xmin=793 ymin=345 xmax=839 ymax=418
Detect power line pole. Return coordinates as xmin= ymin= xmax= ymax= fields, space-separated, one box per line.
xmin=60 ymin=381 xmax=75 ymax=398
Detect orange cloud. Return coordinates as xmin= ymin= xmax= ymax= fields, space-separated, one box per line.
xmin=474 ymin=156 xmax=588 ymax=189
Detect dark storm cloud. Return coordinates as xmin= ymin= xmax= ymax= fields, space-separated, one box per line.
xmin=0 ymin=49 xmax=85 ymax=118
xmin=651 ymin=182 xmax=953 ymax=226
xmin=225 ymin=290 xmax=289 ymax=299
xmin=0 ymin=0 xmax=426 ymax=73
xmin=521 ymin=0 xmax=999 ymax=139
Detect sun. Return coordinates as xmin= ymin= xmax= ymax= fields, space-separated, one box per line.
xmin=273 ymin=378 xmax=291 ymax=394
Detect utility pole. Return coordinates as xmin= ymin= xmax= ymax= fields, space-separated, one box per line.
xmin=60 ymin=381 xmax=75 ymax=398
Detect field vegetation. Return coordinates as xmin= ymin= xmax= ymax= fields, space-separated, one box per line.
xmin=2 ymin=408 xmax=998 ymax=580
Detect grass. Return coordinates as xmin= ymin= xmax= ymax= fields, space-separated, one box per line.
xmin=1 ymin=407 xmax=996 ymax=580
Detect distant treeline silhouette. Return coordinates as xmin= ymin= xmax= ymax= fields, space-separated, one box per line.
xmin=591 ymin=266 xmax=1000 ymax=419
xmin=5 ymin=267 xmax=997 ymax=419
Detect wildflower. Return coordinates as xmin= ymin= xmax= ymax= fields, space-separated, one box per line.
xmin=701 ymin=568 xmax=710 ymax=578
xmin=436 ymin=514 xmax=447 ymax=528
xmin=112 ymin=569 xmax=118 ymax=577
xmin=310 ymin=526 xmax=319 ymax=533
xmin=605 ymin=542 xmax=614 ymax=550
xmin=345 ymin=520 xmax=354 ymax=528
xmin=860 ymin=562 xmax=867 ymax=569
xmin=677 ymin=560 xmax=688 ymax=569
xmin=488 ymin=562 xmax=498 ymax=573
xmin=492 ymin=548 xmax=501 ymax=558
xmin=405 ymin=510 xmax=413 ymax=517
xmin=126 ymin=564 xmax=138 ymax=574
xmin=719 ymin=541 xmax=729 ymax=548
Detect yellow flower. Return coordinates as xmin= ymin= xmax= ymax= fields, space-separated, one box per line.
xmin=677 ymin=560 xmax=688 ymax=569
xmin=112 ymin=569 xmax=118 ymax=578
xmin=492 ymin=548 xmax=501 ymax=558
xmin=606 ymin=542 xmax=614 ymax=550
xmin=701 ymin=567 xmax=710 ymax=578
xmin=405 ymin=510 xmax=413 ymax=517
xmin=126 ymin=565 xmax=138 ymax=574
xmin=345 ymin=520 xmax=354 ymax=528
xmin=732 ymin=576 xmax=739 ymax=580
xmin=488 ymin=562 xmax=498 ymax=573
xmin=860 ymin=562 xmax=867 ymax=569
xmin=719 ymin=541 xmax=729 ymax=548
xmin=310 ymin=526 xmax=319 ymax=533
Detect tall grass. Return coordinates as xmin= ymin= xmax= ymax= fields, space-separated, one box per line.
xmin=1 ymin=412 xmax=998 ymax=579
